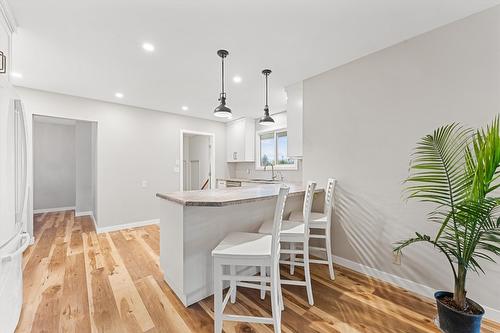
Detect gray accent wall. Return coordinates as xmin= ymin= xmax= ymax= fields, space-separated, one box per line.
xmin=75 ymin=121 xmax=97 ymax=216
xmin=303 ymin=7 xmax=500 ymax=313
xmin=33 ymin=120 xmax=76 ymax=210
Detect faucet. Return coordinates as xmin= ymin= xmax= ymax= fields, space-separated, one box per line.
xmin=264 ymin=163 xmax=277 ymax=181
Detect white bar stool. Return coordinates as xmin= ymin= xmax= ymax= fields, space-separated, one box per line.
xmin=211 ymin=186 xmax=289 ymax=333
xmin=258 ymin=181 xmax=317 ymax=306
xmin=288 ymin=178 xmax=336 ymax=279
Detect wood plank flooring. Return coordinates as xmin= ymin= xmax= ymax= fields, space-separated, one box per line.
xmin=16 ymin=211 xmax=500 ymax=333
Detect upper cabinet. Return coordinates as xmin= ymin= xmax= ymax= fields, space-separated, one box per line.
xmin=285 ymin=81 xmax=303 ymax=158
xmin=0 ymin=2 xmax=16 ymax=86
xmin=226 ymin=117 xmax=255 ymax=162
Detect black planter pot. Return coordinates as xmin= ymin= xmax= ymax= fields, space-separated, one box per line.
xmin=435 ymin=291 xmax=484 ymax=333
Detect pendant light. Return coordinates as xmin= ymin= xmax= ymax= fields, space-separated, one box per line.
xmin=214 ymin=49 xmax=232 ymax=118
xmin=259 ymin=69 xmax=275 ymax=125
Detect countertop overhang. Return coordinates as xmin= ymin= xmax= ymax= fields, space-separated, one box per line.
xmin=156 ymin=183 xmax=323 ymax=207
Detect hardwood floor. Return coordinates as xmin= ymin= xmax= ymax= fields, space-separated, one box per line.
xmin=16 ymin=211 xmax=500 ymax=333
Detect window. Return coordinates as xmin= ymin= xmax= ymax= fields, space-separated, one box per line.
xmin=256 ymin=129 xmax=297 ymax=170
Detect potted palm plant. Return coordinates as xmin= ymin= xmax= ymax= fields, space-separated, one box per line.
xmin=395 ymin=117 xmax=500 ymax=333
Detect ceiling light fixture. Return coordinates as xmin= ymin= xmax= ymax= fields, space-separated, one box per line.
xmin=142 ymin=42 xmax=155 ymax=52
xmin=10 ymin=72 xmax=23 ymax=79
xmin=214 ymin=49 xmax=232 ymax=118
xmin=115 ymin=92 xmax=124 ymax=98
xmin=259 ymin=69 xmax=275 ymax=126
xmin=233 ymin=76 xmax=242 ymax=83
xmin=181 ymin=106 xmax=189 ymax=111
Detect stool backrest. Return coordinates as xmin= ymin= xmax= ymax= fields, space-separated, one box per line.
xmin=324 ymin=179 xmax=337 ymax=224
xmin=271 ymin=186 xmax=290 ymax=260
xmin=302 ymin=181 xmax=317 ymax=232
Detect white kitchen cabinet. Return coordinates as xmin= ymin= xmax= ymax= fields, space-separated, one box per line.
xmin=226 ymin=117 xmax=255 ymax=162
xmin=285 ymin=81 xmax=303 ymax=158
xmin=0 ymin=12 xmax=12 ymax=86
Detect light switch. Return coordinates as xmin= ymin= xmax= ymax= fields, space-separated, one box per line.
xmin=141 ymin=180 xmax=148 ymax=188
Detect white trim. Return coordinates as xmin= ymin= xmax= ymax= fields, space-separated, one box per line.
xmin=33 ymin=206 xmax=75 ymax=214
xmin=309 ymin=249 xmax=500 ymax=322
xmin=0 ymin=0 xmax=17 ymax=33
xmin=179 ymin=129 xmax=216 ymax=191
xmin=75 ymin=211 xmax=94 ymax=217
xmin=96 ymin=218 xmax=159 ymax=234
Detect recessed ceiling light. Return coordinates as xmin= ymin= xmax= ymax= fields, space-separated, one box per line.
xmin=142 ymin=42 xmax=155 ymax=52
xmin=181 ymin=106 xmax=189 ymax=111
xmin=233 ymin=76 xmax=242 ymax=83
xmin=11 ymin=72 xmax=23 ymax=79
xmin=115 ymin=92 xmax=124 ymax=98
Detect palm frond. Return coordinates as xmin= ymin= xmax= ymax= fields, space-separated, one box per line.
xmin=396 ymin=117 xmax=500 ymax=309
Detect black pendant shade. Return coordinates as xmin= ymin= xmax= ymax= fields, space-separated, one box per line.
xmin=259 ymin=69 xmax=275 ymax=125
xmin=214 ymin=49 xmax=232 ymax=118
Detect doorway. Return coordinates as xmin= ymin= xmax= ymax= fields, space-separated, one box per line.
xmin=32 ymin=115 xmax=97 ymax=221
xmin=180 ymin=130 xmax=215 ymax=191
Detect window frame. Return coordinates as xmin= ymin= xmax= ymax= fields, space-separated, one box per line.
xmin=255 ymin=127 xmax=298 ymax=171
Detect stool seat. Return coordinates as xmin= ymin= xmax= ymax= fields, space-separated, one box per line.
xmin=285 ymin=179 xmax=337 ymax=281
xmin=258 ymin=220 xmax=306 ymax=236
xmin=212 ymin=187 xmax=290 ymax=333
xmin=212 ymin=232 xmax=272 ymax=259
xmin=288 ymin=211 xmax=327 ymax=228
xmin=257 ymin=181 xmax=318 ymax=306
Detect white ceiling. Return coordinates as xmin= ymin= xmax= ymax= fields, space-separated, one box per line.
xmin=8 ymin=0 xmax=500 ymax=122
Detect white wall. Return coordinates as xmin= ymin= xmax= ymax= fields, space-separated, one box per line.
xmin=303 ymin=6 xmax=500 ymax=314
xmin=33 ymin=120 xmax=76 ymax=210
xmin=20 ymin=87 xmax=227 ymax=229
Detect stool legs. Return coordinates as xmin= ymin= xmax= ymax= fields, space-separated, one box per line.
xmin=214 ymin=260 xmax=223 ymax=333
xmin=230 ymin=265 xmax=237 ymax=303
xmin=260 ymin=266 xmax=266 ymax=300
xmin=325 ymin=228 xmax=335 ymax=280
xmin=270 ymin=262 xmax=282 ymax=333
xmin=303 ymin=241 xmax=314 ymax=306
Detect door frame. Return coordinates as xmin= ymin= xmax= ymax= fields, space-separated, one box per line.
xmin=179 ymin=129 xmax=215 ymax=191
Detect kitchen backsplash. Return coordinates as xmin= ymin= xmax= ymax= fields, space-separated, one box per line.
xmin=227 ymin=160 xmax=303 ymax=182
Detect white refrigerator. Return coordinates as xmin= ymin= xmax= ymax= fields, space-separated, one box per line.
xmin=0 ymin=85 xmax=30 ymax=333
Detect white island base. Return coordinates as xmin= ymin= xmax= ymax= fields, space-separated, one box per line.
xmin=157 ymin=184 xmax=322 ymax=306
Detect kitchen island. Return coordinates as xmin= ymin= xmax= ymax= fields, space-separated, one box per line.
xmin=156 ymin=183 xmax=324 ymax=306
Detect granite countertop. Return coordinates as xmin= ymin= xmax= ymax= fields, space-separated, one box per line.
xmin=216 ymin=178 xmax=281 ymax=184
xmin=156 ymin=183 xmax=323 ymax=207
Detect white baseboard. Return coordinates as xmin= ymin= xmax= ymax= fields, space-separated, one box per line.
xmin=33 ymin=206 xmax=75 ymax=214
xmin=309 ymin=249 xmax=500 ymax=323
xmin=96 ymin=219 xmax=159 ymax=234
xmin=75 ymin=211 xmax=94 ymax=217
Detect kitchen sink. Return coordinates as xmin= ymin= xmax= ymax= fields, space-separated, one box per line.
xmin=249 ymin=179 xmax=282 ymax=183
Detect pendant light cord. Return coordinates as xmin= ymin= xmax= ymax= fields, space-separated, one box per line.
xmin=221 ymin=57 xmax=225 ymax=97
xmin=265 ymin=73 xmax=268 ymax=108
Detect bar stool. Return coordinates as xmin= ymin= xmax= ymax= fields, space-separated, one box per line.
xmin=258 ymin=181 xmax=317 ymax=306
xmin=288 ymin=178 xmax=336 ymax=279
xmin=211 ymin=186 xmax=289 ymax=333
